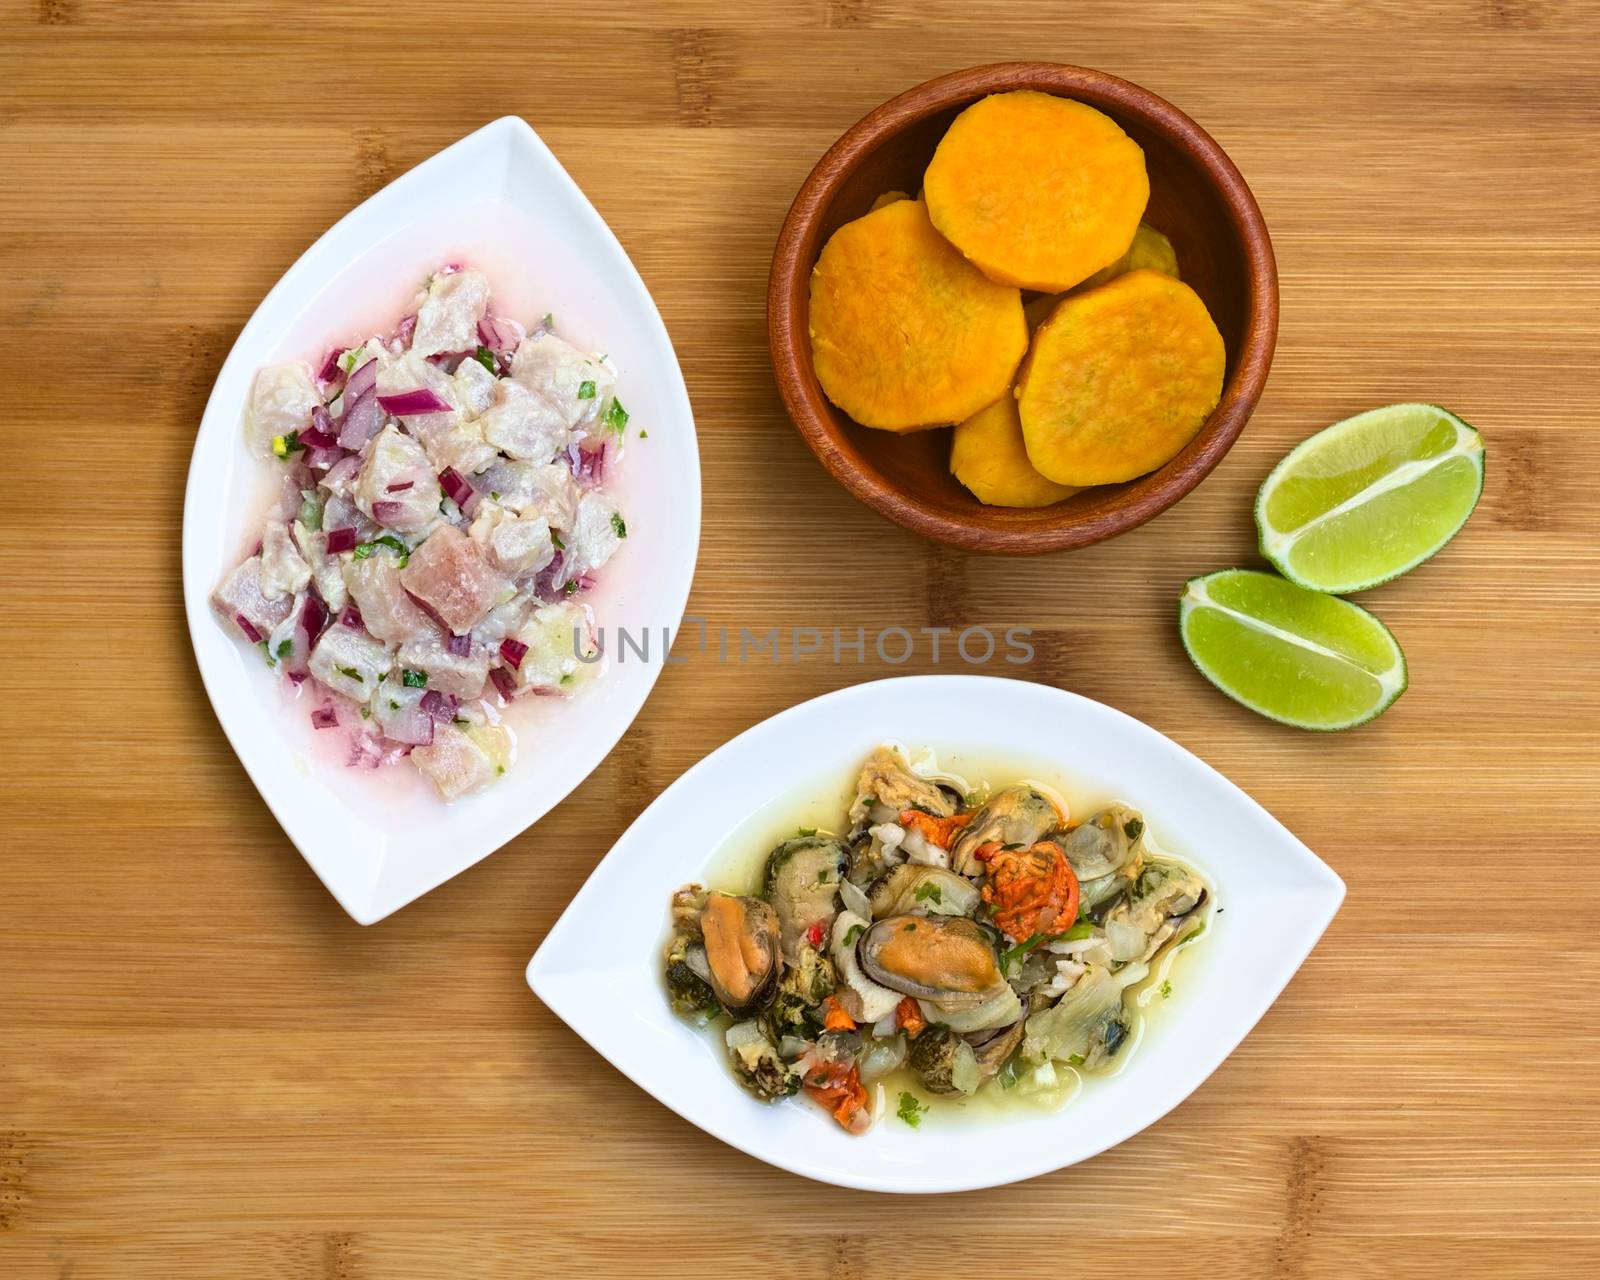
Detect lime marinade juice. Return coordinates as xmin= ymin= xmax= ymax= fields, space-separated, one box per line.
xmin=667 ymin=742 xmax=1217 ymax=1131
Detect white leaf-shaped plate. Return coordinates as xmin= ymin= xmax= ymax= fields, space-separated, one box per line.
xmin=182 ymin=118 xmax=700 ymax=924
xmin=527 ymin=675 xmax=1343 ymax=1192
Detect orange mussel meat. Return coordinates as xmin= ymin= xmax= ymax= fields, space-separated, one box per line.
xmin=981 ymin=840 xmax=1080 ymax=941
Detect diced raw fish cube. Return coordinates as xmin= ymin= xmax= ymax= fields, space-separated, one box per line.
xmin=377 ymin=350 xmax=460 ymax=416
xmin=247 ymin=362 xmax=320 ymax=456
xmin=473 ymin=459 xmax=579 ymax=529
xmin=469 ymin=501 xmax=556 ymax=577
xmin=308 ymin=623 xmax=393 ymax=702
xmin=411 ymin=268 xmax=490 ymax=358
xmin=355 ymin=425 xmax=442 ymax=533
xmin=212 ymin=556 xmax=294 ymax=641
xmin=410 ymin=722 xmax=512 ymax=801
xmin=342 ymin=554 xmax=433 ymax=644
xmin=259 ymin=519 xmax=312 ymax=600
xmin=372 ymin=683 xmax=435 ymax=747
xmin=292 ymin=521 xmax=349 ymax=612
xmin=478 ymin=378 xmax=571 ymax=463
xmin=472 ymin=590 xmax=538 ymax=645
xmin=396 ymin=627 xmax=492 ymax=699
xmin=416 ymin=418 xmax=498 ymax=477
xmin=400 ymin=525 xmax=509 ymax=634
xmin=510 ymin=330 xmax=615 ymax=430
xmin=453 ymin=356 xmax=498 ymax=417
xmin=564 ymin=490 xmax=623 ymax=579
xmin=511 ymin=600 xmax=600 ymax=692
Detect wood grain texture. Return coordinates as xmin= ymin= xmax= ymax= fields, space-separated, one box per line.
xmin=2 ymin=0 xmax=1598 ymax=1274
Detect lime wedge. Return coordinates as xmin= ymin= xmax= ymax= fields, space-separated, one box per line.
xmin=1179 ymin=569 xmax=1407 ymax=730
xmin=1256 ymin=403 xmax=1484 ymax=593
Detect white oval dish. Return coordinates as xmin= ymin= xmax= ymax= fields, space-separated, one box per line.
xmin=526 ymin=675 xmax=1343 ymax=1193
xmin=182 ymin=118 xmax=700 ymax=924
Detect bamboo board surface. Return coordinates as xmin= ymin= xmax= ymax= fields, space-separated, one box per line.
xmin=2 ymin=1 xmax=1598 ymax=1274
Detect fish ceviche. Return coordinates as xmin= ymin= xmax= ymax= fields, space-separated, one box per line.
xmin=663 ymin=745 xmax=1211 ymax=1134
xmin=210 ymin=264 xmax=632 ymax=801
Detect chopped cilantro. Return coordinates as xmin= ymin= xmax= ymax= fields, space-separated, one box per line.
xmin=559 ymin=672 xmax=574 ymax=686
xmin=896 ymin=1092 xmax=927 ymax=1129
xmin=275 ymin=639 xmax=293 ymax=660
xmin=336 ymin=665 xmax=361 ymax=681
xmin=388 ymin=699 xmax=399 ymax=711
xmin=272 ymin=432 xmax=307 ymax=459
xmin=638 ymin=430 xmax=649 ymax=439
xmin=354 ymin=534 xmax=409 ymax=567
xmin=1123 ymin=817 xmax=1145 ymax=842
xmin=1067 ymin=1053 xmax=1086 ymax=1067
xmin=1056 ymin=921 xmax=1095 ymax=942
xmin=913 ymin=882 xmax=942 ymax=906
xmin=797 ymin=826 xmax=818 ymax=837
xmin=816 ymin=869 xmax=831 ymax=884
xmin=601 ymin=396 xmax=629 ymax=435
xmin=1160 ymin=980 xmax=1173 ymax=999
xmin=473 ymin=345 xmax=497 ymax=373
xmin=610 ymin=511 xmax=627 ymax=538
xmin=550 ymin=531 xmax=565 ymax=550
xmin=576 ymin=380 xmax=596 ymax=400
xmin=400 ymin=669 xmax=427 ymax=688
xmin=998 ymin=933 xmax=1045 ymax=970
xmin=360 ymin=705 xmax=371 ymax=719
xmin=489 ymin=490 xmax=500 ymax=501
xmin=564 ymin=580 xmax=578 ymax=596
xmin=540 ymin=312 xmax=554 ymax=329
xmin=495 ymin=764 xmax=505 ymax=776
xmin=843 ymin=924 xmax=865 ymax=947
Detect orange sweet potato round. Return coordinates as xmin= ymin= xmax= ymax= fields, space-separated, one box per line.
xmin=924 ymin=91 xmax=1149 ymax=293
xmin=809 ymin=199 xmax=1028 ymax=431
xmin=1017 ymin=269 xmax=1225 ymax=486
xmin=951 ymin=391 xmax=1079 ymax=508
xmin=1077 ymin=222 xmax=1180 ymax=292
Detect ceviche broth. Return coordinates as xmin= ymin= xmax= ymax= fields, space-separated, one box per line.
xmin=666 ymin=743 xmax=1215 ymax=1134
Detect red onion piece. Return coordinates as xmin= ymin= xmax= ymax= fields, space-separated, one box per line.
xmin=385 ymin=480 xmax=415 ymax=493
xmin=325 ymin=526 xmax=357 ymax=554
xmin=393 ymin=314 xmax=417 ymax=348
xmin=446 ymin=631 xmax=472 ymax=657
xmin=299 ymin=424 xmax=338 ymax=452
xmin=568 ymin=440 xmax=608 ymax=486
xmin=311 ymin=704 xmax=339 ymax=730
xmin=438 ymin=467 xmax=476 ymax=509
xmin=489 ymin=667 xmax=518 ymax=701
xmin=476 ymin=314 xmax=524 ymax=359
xmin=301 ymin=592 xmax=330 ymax=644
xmin=287 ymin=669 xmax=307 ymax=686
xmin=305 ymin=446 xmax=345 ymax=471
xmin=499 ymin=637 xmax=529 ymax=669
xmin=377 ymin=388 xmax=452 ymax=416
xmin=384 ymin=704 xmax=435 ymax=747
xmin=419 ymin=689 xmax=459 ymax=722
xmin=336 ymin=387 xmax=383 ymax=450
xmin=322 ymin=455 xmax=362 ymax=493
xmin=340 ymin=604 xmax=364 ymax=630
xmin=371 ymin=500 xmax=406 ymax=523
xmin=316 ymin=348 xmax=346 ymax=383
xmin=235 ymin=613 xmax=262 ymax=643
xmin=344 ymin=357 xmax=377 ymax=403
xmin=532 ymin=551 xmax=566 ymax=602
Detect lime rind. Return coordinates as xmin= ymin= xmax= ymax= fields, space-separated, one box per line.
xmin=1255 ymin=403 xmax=1485 ymax=594
xmin=1179 ymin=570 xmax=1407 ymax=731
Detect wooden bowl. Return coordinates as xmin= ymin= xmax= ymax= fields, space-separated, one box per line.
xmin=768 ymin=63 xmax=1279 ymax=554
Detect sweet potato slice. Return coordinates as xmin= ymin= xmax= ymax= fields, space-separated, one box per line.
xmin=951 ymin=392 xmax=1079 ymax=508
xmin=809 ymin=199 xmax=1027 ymax=431
xmin=924 ymin=91 xmax=1149 ymax=292
xmin=1017 ymin=269 xmax=1225 ymax=486
xmin=869 ymin=189 xmax=911 ymax=211
xmin=1078 ymin=222 xmax=1179 ymax=291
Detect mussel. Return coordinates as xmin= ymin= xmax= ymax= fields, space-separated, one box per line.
xmin=699 ymin=893 xmax=782 ymax=1018
xmin=907 ymin=999 xmax=1031 ymax=1096
xmin=867 ymin=865 xmax=982 ymax=919
xmin=1101 ymin=860 xmax=1205 ymax=963
xmin=950 ymin=786 xmax=1062 ymax=875
xmin=763 ymin=835 xmax=848 ymax=961
xmin=724 ymin=1020 xmax=800 ymax=1100
xmin=858 ymin=915 xmax=1022 ymax=1033
xmin=1021 ymin=963 xmax=1130 ymax=1070
xmin=850 ymin=746 xmax=956 ymax=825
xmin=1060 ymin=805 xmax=1146 ymax=910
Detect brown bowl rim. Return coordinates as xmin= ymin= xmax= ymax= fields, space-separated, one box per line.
xmin=767 ymin=61 xmax=1280 ymax=554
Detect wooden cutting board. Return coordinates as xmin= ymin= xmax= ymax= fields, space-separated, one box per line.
xmin=2 ymin=1 xmax=1597 ymax=1274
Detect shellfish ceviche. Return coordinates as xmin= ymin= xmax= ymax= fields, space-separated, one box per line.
xmin=661 ymin=745 xmax=1213 ymax=1134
